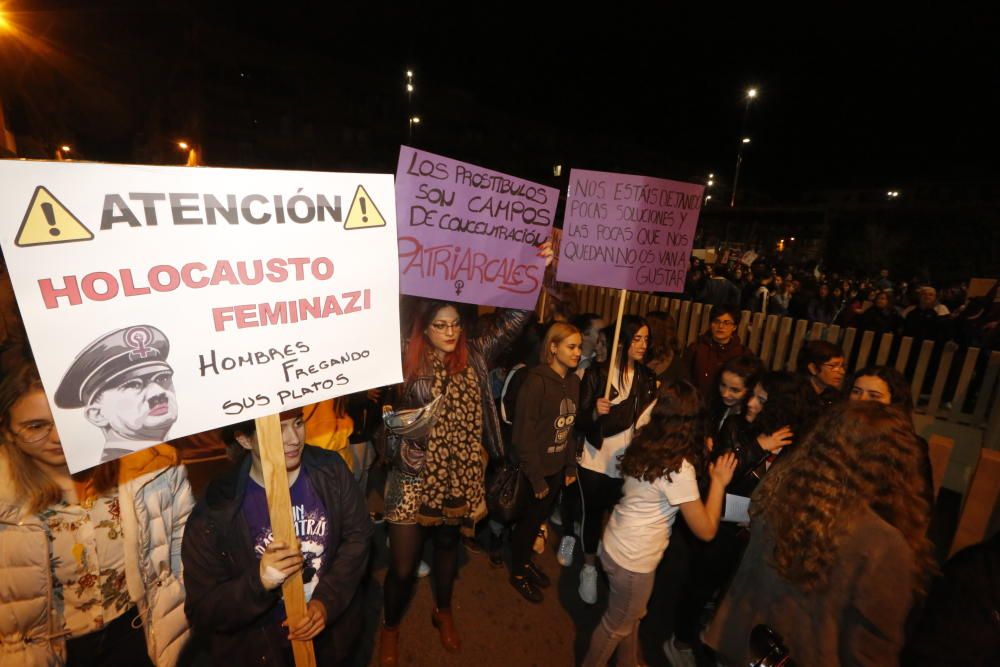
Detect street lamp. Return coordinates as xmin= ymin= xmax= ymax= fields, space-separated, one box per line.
xmin=730 ymin=87 xmax=759 ymax=207
xmin=405 ymin=68 xmax=416 ymax=141
xmin=177 ymin=141 xmax=198 ymax=166
xmin=55 ymin=144 xmax=71 ymax=160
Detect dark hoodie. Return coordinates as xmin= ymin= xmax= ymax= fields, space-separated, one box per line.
xmin=684 ymin=331 xmax=748 ymax=400
xmin=511 ymin=364 xmax=580 ymax=494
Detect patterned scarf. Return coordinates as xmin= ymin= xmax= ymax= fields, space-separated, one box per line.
xmin=416 ymin=355 xmax=485 ymax=534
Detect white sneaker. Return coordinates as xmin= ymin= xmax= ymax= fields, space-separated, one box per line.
xmin=662 ymin=635 xmax=696 ymax=667
xmin=578 ymin=564 xmax=598 ymax=604
xmin=417 ymin=560 xmax=430 ymax=578
xmin=557 ymin=536 xmax=576 ymax=567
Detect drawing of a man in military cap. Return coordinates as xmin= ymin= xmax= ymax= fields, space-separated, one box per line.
xmin=55 ymin=324 xmax=178 ymax=462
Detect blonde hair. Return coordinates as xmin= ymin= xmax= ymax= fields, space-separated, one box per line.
xmin=540 ymin=323 xmax=581 ymax=365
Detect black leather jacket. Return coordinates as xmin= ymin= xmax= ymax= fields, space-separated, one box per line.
xmin=390 ymin=308 xmax=531 ymax=462
xmin=713 ymin=414 xmax=769 ymax=497
xmin=577 ymin=362 xmax=657 ymax=449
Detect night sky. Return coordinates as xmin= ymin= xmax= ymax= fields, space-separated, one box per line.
xmin=2 ymin=2 xmax=997 ymax=198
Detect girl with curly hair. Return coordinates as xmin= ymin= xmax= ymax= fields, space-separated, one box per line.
xmin=582 ymin=381 xmax=736 ymax=667
xmin=705 ymin=401 xmax=936 ymax=666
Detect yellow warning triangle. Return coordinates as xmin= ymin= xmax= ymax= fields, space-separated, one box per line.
xmin=344 ymin=185 xmax=387 ymax=230
xmin=15 ymin=186 xmax=94 ymax=247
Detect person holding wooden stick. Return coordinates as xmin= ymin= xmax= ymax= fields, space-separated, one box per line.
xmin=0 ymin=345 xmax=194 ymax=667
xmin=576 ymin=314 xmax=657 ymax=605
xmin=182 ymin=408 xmax=371 ymax=667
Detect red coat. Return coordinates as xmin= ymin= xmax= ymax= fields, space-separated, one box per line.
xmin=684 ymin=332 xmax=749 ymax=400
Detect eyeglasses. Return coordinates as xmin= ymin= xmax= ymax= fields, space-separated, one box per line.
xmin=12 ymin=420 xmax=56 ymax=444
xmin=711 ymin=319 xmax=737 ymax=328
xmin=429 ymin=320 xmax=463 ymax=333
xmin=822 ymin=362 xmax=846 ymax=371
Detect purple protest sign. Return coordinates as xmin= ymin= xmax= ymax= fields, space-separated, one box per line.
xmin=556 ymin=169 xmax=704 ymax=292
xmin=395 ymin=146 xmax=557 ymax=308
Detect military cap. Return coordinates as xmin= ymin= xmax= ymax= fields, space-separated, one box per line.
xmin=55 ymin=325 xmax=171 ymax=409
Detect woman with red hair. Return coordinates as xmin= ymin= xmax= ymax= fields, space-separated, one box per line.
xmin=377 ymin=243 xmax=552 ymax=666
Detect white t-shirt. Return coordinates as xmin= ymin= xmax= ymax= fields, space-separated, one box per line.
xmin=600 ymin=459 xmax=700 ymax=573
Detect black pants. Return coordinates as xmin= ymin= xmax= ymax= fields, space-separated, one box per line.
xmin=559 ymin=478 xmax=580 ymax=534
xmin=510 ymin=473 xmax=562 ymax=576
xmin=674 ymin=522 xmax=747 ymax=643
xmin=578 ymin=466 xmax=624 ymax=556
xmin=67 ymin=606 xmax=153 ymax=667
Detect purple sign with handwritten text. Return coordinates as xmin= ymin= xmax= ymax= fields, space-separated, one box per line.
xmin=556 ymin=169 xmax=704 ymax=292
xmin=395 ymin=146 xmax=556 ymax=308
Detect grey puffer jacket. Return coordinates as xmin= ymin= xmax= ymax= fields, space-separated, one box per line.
xmin=0 ymin=446 xmax=194 ymax=667
xmin=392 ymin=308 xmax=531 ymax=462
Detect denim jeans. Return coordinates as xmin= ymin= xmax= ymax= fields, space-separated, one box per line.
xmin=582 ymin=550 xmax=656 ymax=667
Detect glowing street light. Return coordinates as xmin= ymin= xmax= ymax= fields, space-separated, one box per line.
xmin=406 ymin=83 xmax=413 ymax=92
xmin=410 ymin=116 xmax=421 ymax=124
xmin=177 ymin=141 xmax=198 ymax=166
xmin=731 ymin=86 xmax=759 ymax=207
xmin=707 ymin=179 xmax=714 ymax=186
xmin=60 ymin=144 xmax=71 ymax=153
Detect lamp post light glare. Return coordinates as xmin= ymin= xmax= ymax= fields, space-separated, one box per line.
xmin=731 ymin=86 xmax=759 ymax=207
xmin=406 ymin=83 xmax=413 ymax=92
xmin=707 ymin=179 xmax=714 ymax=186
xmin=406 ymin=70 xmax=413 ymax=79
xmin=177 ymin=141 xmax=189 ymax=150
xmin=60 ymin=145 xmax=71 ymax=153
xmin=410 ymin=116 xmax=421 ymax=124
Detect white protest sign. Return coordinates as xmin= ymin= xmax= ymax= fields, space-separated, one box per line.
xmin=0 ymin=161 xmax=402 ymax=473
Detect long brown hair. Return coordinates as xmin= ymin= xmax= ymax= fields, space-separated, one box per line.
xmin=0 ymin=346 xmax=117 ymax=513
xmin=402 ymin=300 xmax=469 ymax=380
xmin=751 ymin=401 xmax=935 ymax=595
xmin=619 ymin=381 xmax=706 ymax=483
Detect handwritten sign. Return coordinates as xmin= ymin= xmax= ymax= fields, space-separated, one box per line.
xmin=556 ymin=169 xmax=703 ymax=292
xmin=0 ymin=161 xmax=402 ymax=472
xmin=395 ymin=146 xmax=557 ymax=308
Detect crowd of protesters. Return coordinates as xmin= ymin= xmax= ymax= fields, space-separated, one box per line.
xmin=684 ymin=256 xmax=1000 ymax=352
xmin=1 ymin=244 xmax=998 ymax=666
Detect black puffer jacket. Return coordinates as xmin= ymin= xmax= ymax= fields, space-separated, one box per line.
xmin=390 ymin=308 xmax=531 ymax=462
xmin=577 ymin=362 xmax=657 ymax=449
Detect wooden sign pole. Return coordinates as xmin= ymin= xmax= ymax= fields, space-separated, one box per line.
xmin=538 ymin=289 xmax=548 ymax=324
xmin=254 ymin=414 xmax=317 ymax=667
xmin=604 ymin=289 xmax=628 ymax=400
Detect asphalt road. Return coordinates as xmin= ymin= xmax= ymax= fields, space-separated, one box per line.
xmin=186 ymin=458 xmax=681 ymax=667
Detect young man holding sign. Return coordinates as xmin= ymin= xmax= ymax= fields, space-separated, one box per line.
xmin=182 ymin=407 xmax=372 ymax=667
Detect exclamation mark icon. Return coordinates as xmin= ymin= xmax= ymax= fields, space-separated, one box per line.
xmin=359 ymin=197 xmax=368 ymax=224
xmin=42 ymin=203 xmax=60 ymax=237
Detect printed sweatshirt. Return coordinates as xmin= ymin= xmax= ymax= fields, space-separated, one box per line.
xmin=511 ymin=364 xmax=580 ymax=494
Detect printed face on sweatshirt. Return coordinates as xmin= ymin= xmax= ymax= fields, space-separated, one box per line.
xmin=549 ymin=397 xmax=577 ymax=453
